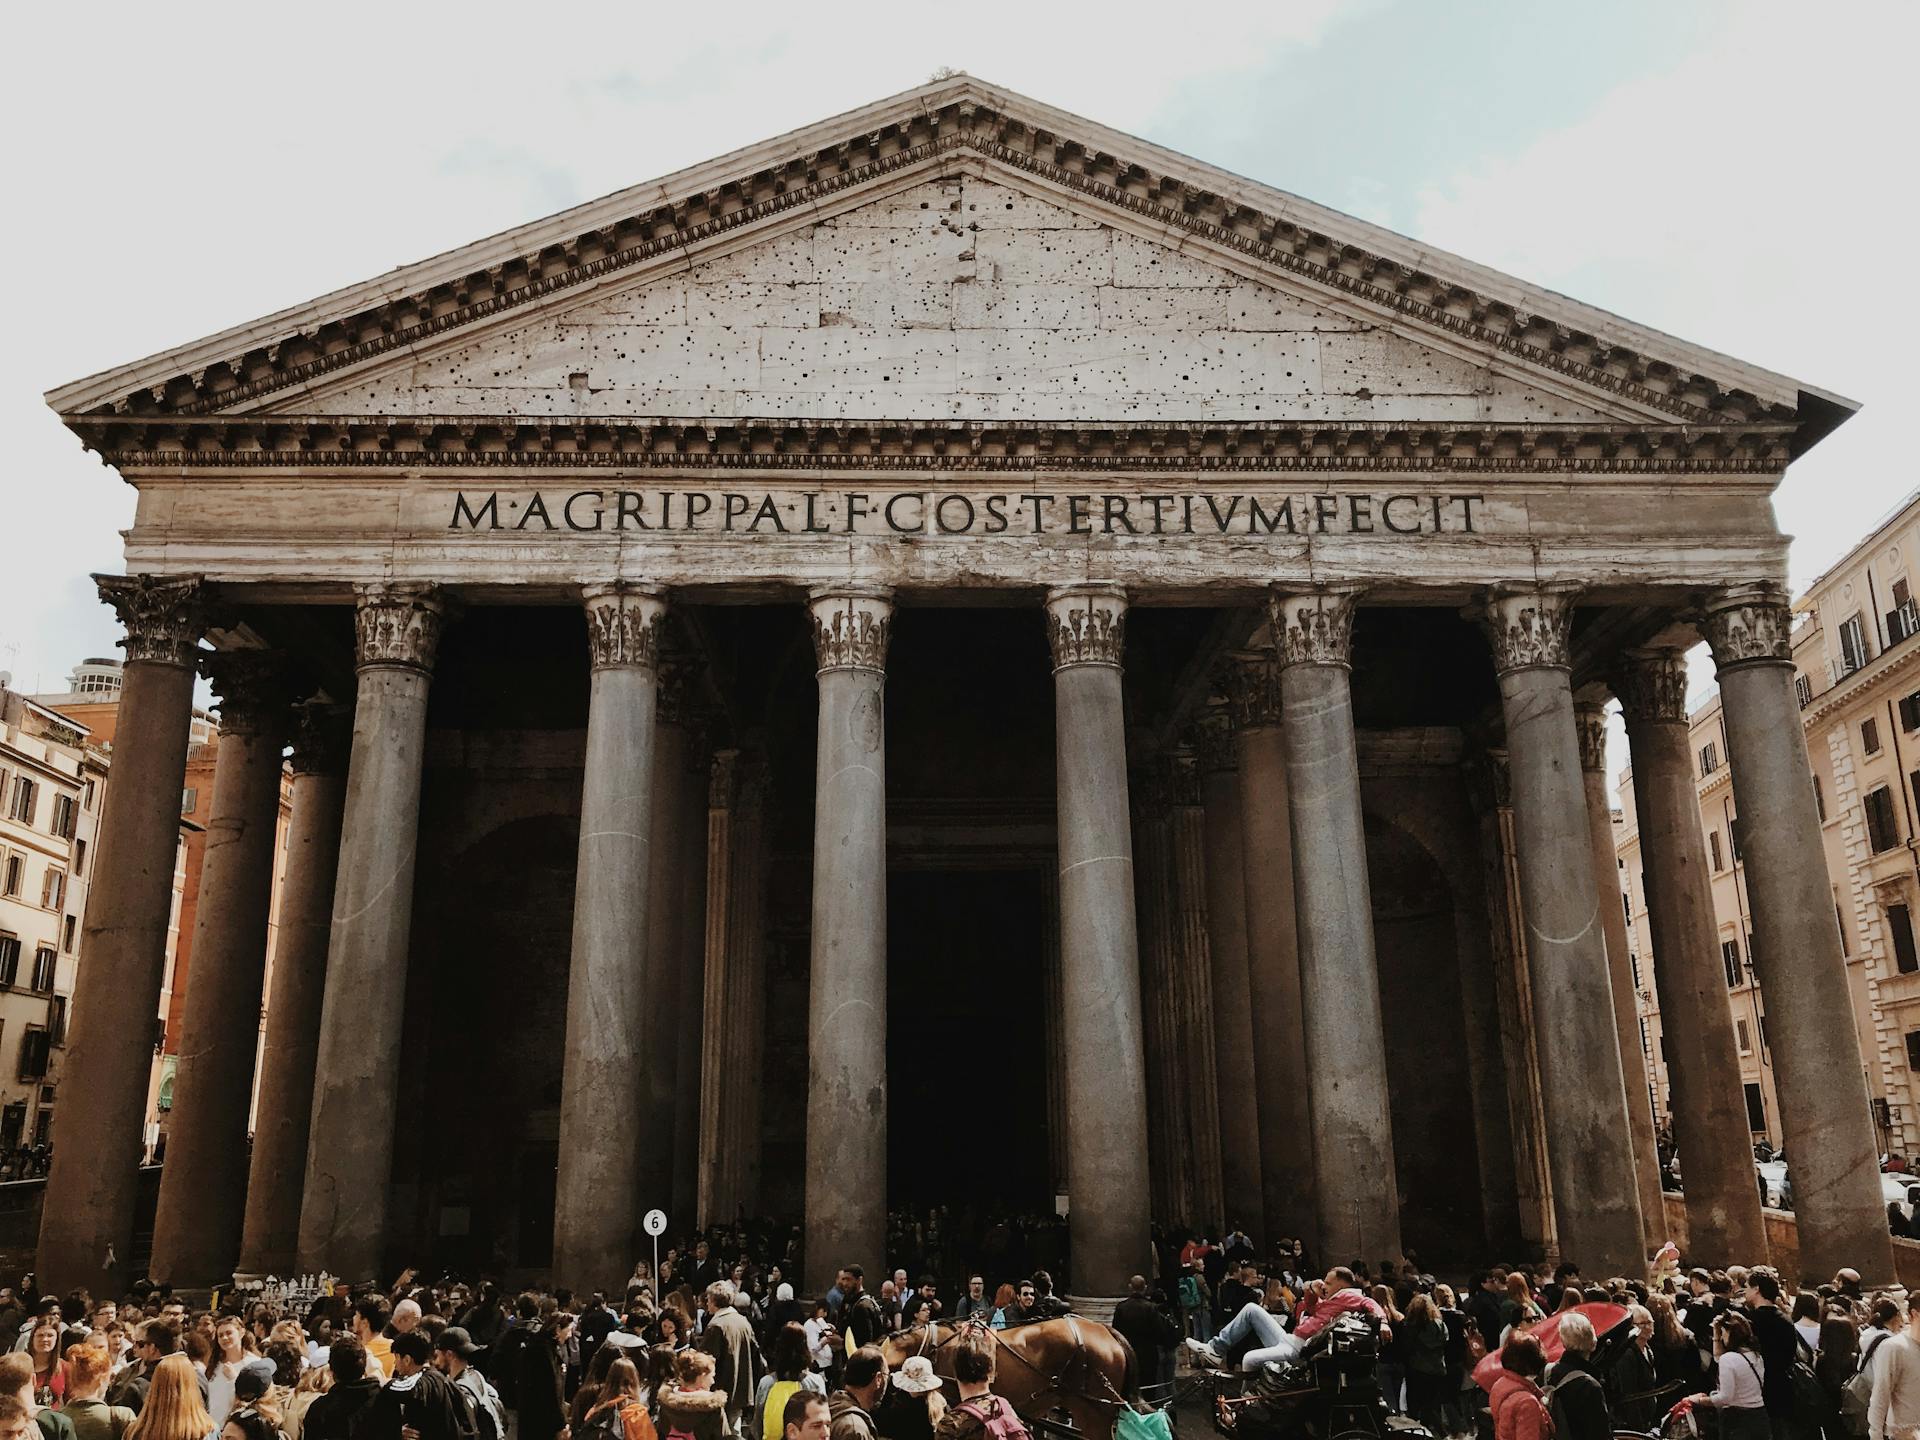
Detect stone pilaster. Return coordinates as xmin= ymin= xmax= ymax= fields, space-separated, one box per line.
xmin=1612 ymin=650 xmax=1767 ymax=1264
xmin=804 ymin=587 xmax=892 ymax=1291
xmin=1166 ymin=748 xmax=1225 ymax=1232
xmin=553 ymin=584 xmax=667 ymax=1291
xmin=151 ymin=649 xmax=300 ymax=1286
xmin=1046 ymin=584 xmax=1152 ymax=1294
xmin=1573 ymin=694 xmax=1669 ymax=1255
xmin=298 ymin=582 xmax=447 ymax=1281
xmin=1704 ymin=583 xmax=1893 ymax=1282
xmin=239 ymin=703 xmax=350 ymax=1278
xmin=1268 ymin=586 xmax=1401 ymax=1262
xmin=1222 ymin=647 xmax=1316 ymax=1249
xmin=1193 ymin=705 xmax=1265 ymax=1239
xmin=1482 ymin=584 xmax=1644 ymax=1277
xmin=39 ymin=576 xmax=209 ymax=1294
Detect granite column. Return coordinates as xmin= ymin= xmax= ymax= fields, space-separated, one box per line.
xmin=803 ymin=589 xmax=891 ymax=1291
xmin=37 ymin=575 xmax=208 ymax=1295
xmin=1047 ymin=584 xmax=1152 ymax=1295
xmin=297 ymin=583 xmax=446 ymax=1281
xmin=1704 ymin=584 xmax=1893 ymax=1282
xmin=1269 ymin=587 xmax=1401 ymax=1263
xmin=554 ymin=584 xmax=666 ymax=1292
xmin=150 ymin=650 xmax=298 ymax=1286
xmin=1166 ymin=749 xmax=1225 ymax=1231
xmin=1483 ymin=585 xmax=1644 ymax=1277
xmin=1225 ymin=648 xmax=1317 ymax=1249
xmin=239 ymin=704 xmax=350 ymax=1278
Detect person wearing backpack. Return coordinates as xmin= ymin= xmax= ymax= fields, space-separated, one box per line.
xmin=826 ymin=1348 xmax=886 ymax=1440
xmin=932 ymin=1329 xmax=1028 ymax=1440
xmin=582 ymin=1359 xmax=659 ymax=1440
xmin=1867 ymin=1297 xmax=1920 ymax=1440
xmin=1691 ymin=1312 xmax=1771 ymax=1440
xmin=1544 ymin=1313 xmax=1610 ymax=1440
xmin=1178 ymin=1263 xmax=1213 ymax=1345
xmin=753 ymin=1327 xmax=825 ymax=1440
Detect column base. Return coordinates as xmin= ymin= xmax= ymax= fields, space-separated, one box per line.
xmin=1064 ymin=1296 xmax=1122 ymax=1324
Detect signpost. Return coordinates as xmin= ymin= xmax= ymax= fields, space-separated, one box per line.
xmin=644 ymin=1208 xmax=667 ymax=1299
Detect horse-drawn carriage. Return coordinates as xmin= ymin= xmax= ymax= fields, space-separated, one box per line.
xmin=1202 ymin=1311 xmax=1433 ymax=1440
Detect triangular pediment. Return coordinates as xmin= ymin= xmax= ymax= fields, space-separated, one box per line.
xmin=262 ymin=175 xmax=1621 ymax=427
xmin=48 ymin=74 xmax=1854 ymax=454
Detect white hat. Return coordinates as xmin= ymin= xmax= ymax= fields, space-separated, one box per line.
xmin=777 ymin=1284 xmax=794 ymax=1303
xmin=894 ymin=1357 xmax=944 ymax=1395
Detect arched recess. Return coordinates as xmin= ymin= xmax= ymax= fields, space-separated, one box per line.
xmin=1364 ymin=811 xmax=1486 ymax=1263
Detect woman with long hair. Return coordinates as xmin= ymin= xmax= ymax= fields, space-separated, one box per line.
xmin=1401 ymin=1294 xmax=1449 ymax=1435
xmin=62 ymin=1342 xmax=135 ymax=1440
xmin=126 ymin=1356 xmax=215 ymax=1440
xmin=1646 ymin=1295 xmax=1707 ymax=1391
xmin=643 ymin=1347 xmax=676 ymax=1420
xmin=752 ymin=1325 xmax=825 ymax=1440
xmin=204 ymin=1318 xmax=248 ymax=1430
xmin=651 ymin=1309 xmax=691 ymax=1353
xmin=26 ymin=1320 xmax=63 ymax=1409
xmin=1693 ymin=1313 xmax=1770 ymax=1440
xmin=284 ymin=1352 xmax=332 ymax=1440
xmin=570 ymin=1344 xmax=622 ymax=1432
xmin=583 ymin=1358 xmax=658 ymax=1440
xmin=1813 ymin=1313 xmax=1861 ymax=1440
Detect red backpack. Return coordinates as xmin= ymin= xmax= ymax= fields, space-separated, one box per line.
xmin=958 ymin=1398 xmax=1031 ymax=1440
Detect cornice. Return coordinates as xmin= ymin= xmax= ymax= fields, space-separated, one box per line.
xmin=72 ymin=415 xmax=1794 ymax=474
xmin=62 ymin=104 xmax=1802 ymax=431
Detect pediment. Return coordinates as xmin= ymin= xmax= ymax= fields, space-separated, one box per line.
xmin=48 ymin=74 xmax=1854 ymax=456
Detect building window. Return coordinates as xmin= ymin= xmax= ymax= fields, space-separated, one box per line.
xmin=48 ymin=996 xmax=66 ymax=1047
xmin=49 ymin=794 xmax=75 ymax=840
xmin=30 ymin=948 xmax=54 ymax=994
xmin=1723 ymin=938 xmax=1744 ymax=988
xmin=1736 ymin=1018 xmax=1752 ymax=1053
xmin=1797 ymin=672 xmax=1814 ymax=708
xmin=39 ymin=869 xmax=63 ymax=913
xmin=1640 ymin=1018 xmax=1651 ymax=1058
xmin=1892 ymin=904 xmax=1920 ymax=975
xmin=1745 ymin=1082 xmax=1767 ymax=1132
xmin=1815 ymin=772 xmax=1828 ymax=822
xmin=1867 ymin=785 xmax=1903 ymax=852
xmin=16 ymin=1028 xmax=50 ymax=1083
xmin=1630 ymin=952 xmax=1643 ymax=989
xmin=1710 ymin=830 xmax=1725 ymax=871
xmin=1700 ymin=742 xmax=1719 ymax=776
xmin=1895 ymin=584 xmax=1920 ymax=644
xmin=0 ymin=1103 xmax=20 ymax=1153
xmin=81 ymin=779 xmax=94 ymax=811
xmin=1 ymin=853 xmax=19 ymax=898
xmin=1865 ymin=717 xmax=1884 ymax=755
xmin=1842 ymin=613 xmax=1871 ymax=674
xmin=7 ymin=778 xmax=37 ymax=826
xmin=180 ymin=787 xmax=196 ymax=816
xmin=0 ymin=935 xmax=17 ymax=988
xmin=1840 ymin=899 xmax=1852 ymax=955
xmin=71 ymin=838 xmax=84 ymax=878
xmin=1907 ymin=1031 xmax=1920 ymax=1071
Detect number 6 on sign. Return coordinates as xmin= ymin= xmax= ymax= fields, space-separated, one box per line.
xmin=643 ymin=1209 xmax=667 ymax=1237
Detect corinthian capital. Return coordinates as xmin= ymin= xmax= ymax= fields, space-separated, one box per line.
xmin=581 ymin=583 xmax=667 ymax=671
xmin=1612 ymin=648 xmax=1692 ymax=725
xmin=1223 ymin=648 xmax=1284 ymax=728
xmin=353 ymin=583 xmax=448 ymax=674
xmin=1187 ymin=705 xmax=1237 ymax=774
xmin=289 ymin=704 xmax=352 ymax=777
xmin=1045 ymin=584 xmax=1126 ymax=671
xmin=200 ymin=650 xmax=299 ymax=740
xmin=95 ymin=574 xmax=210 ymax=669
xmin=1481 ymin=584 xmax=1577 ymax=674
xmin=1269 ymin=586 xmax=1360 ymax=669
xmin=1572 ymin=699 xmax=1610 ymax=774
xmin=810 ymin=587 xmax=893 ymax=674
xmin=1701 ymin=582 xmax=1794 ymax=671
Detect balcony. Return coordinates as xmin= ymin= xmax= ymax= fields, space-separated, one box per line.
xmin=1891 ymin=600 xmax=1920 ymax=647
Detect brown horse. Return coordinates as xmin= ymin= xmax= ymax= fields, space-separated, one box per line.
xmin=879 ymin=1318 xmax=1138 ymax=1437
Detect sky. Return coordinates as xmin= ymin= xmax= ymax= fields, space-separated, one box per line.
xmin=3 ymin=0 xmax=1914 ymax=757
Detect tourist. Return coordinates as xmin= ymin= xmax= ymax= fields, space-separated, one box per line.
xmin=700 ymin=1286 xmax=762 ymax=1439
xmin=1869 ymin=1298 xmax=1920 ymax=1440
xmin=641 ymin=1347 xmax=675 ymax=1419
xmin=1692 ymin=1313 xmax=1770 ymax=1440
xmin=1543 ymin=1312 xmax=1609 ymax=1440
xmin=990 ymin=1286 xmax=1035 ymax=1332
xmin=754 ymin=1327 xmax=825 ymax=1440
xmin=353 ymin=1301 xmax=395 ymax=1382
xmin=1607 ymin=1305 xmax=1660 ymax=1433
xmin=303 ymin=1341 xmax=380 ymax=1440
xmin=283 ymin=1355 xmax=330 ymax=1440
xmin=0 ymin=1397 xmax=33 ymax=1440
xmin=63 ymin=1343 xmax=136 ymax=1440
xmin=109 ymin=1322 xmax=180 ymax=1413
xmin=365 ymin=1332 xmax=471 ymax=1440
xmin=1372 ymin=1285 xmax=1407 ymax=1413
xmin=1178 ymin=1262 xmax=1212 ymax=1346
xmin=1488 ymin=1332 xmax=1551 ymax=1440
xmin=1401 ymin=1294 xmax=1449 ymax=1434
xmin=1862 ymin=1299 xmax=1903 ymax=1358
xmin=226 ymin=1358 xmax=280 ymax=1431
xmin=202 ymin=1319 xmax=250 ymax=1431
xmin=837 ymin=1275 xmax=884 ymax=1353
xmin=873 ymin=1359 xmax=943 ymax=1440
xmin=1793 ymin=1294 xmax=1825 ymax=1352
xmin=1647 ymin=1295 xmax=1707 ymax=1393
xmin=25 ymin=1322 xmax=63 ymax=1410
xmin=1741 ymin=1269 xmax=1800 ymax=1434
xmin=1112 ymin=1277 xmax=1176 ymax=1391
xmin=432 ymin=1329 xmax=501 ymax=1440
xmin=1813 ymin=1313 xmax=1860 ymax=1440
xmin=580 ymin=1359 xmax=655 ymax=1440
xmin=658 ymin=1351 xmax=728 ymax=1440
xmin=517 ymin=1314 xmax=573 ymax=1440
xmin=1464 ymin=1273 xmax=1506 ymax=1366
xmin=827 ymin=1348 xmax=886 ymax=1440
xmin=570 ymin=1345 xmax=622 ymax=1434
xmin=930 ymin=1330 xmax=1023 ymax=1440
xmin=121 ymin=1357 xmax=210 ymax=1440
xmin=767 ymin=1289 xmax=805 ymax=1337
xmin=653 ymin=1311 xmax=691 ymax=1355
xmin=953 ymin=1282 xmax=989 ymax=1324
xmin=782 ymin=1393 xmax=830 ymax=1440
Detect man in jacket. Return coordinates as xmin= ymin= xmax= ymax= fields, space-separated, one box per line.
xmin=106 ymin=1320 xmax=179 ymax=1413
xmin=1741 ymin=1270 xmax=1802 ymax=1430
xmin=700 ymin=1286 xmax=762 ymax=1437
xmin=305 ymin=1340 xmax=384 ymax=1440
xmin=517 ymin=1315 xmax=574 ymax=1440
xmin=366 ymin=1333 xmax=475 ymax=1440
xmin=838 ymin=1272 xmax=885 ymax=1350
xmin=827 ymin=1348 xmax=886 ymax=1440
xmin=1113 ymin=1277 xmax=1179 ymax=1391
xmin=434 ymin=1328 xmax=504 ymax=1440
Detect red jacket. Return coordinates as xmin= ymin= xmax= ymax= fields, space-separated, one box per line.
xmin=1489 ymin=1373 xmax=1553 ymax=1440
xmin=1294 ymin=1289 xmax=1386 ymax=1341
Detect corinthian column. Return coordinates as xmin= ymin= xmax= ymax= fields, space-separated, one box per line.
xmin=1268 ymin=587 xmax=1400 ymax=1262
xmin=150 ymin=650 xmax=298 ymax=1286
xmin=1704 ymin=584 xmax=1893 ymax=1282
xmin=1612 ymin=650 xmax=1767 ymax=1263
xmin=645 ymin=642 xmax=702 ymax=1217
xmin=240 ymin=704 xmax=350 ymax=1278
xmin=1047 ymin=584 xmax=1152 ymax=1295
xmin=1166 ymin=750 xmax=1225 ymax=1231
xmin=553 ymin=584 xmax=667 ymax=1291
xmin=1223 ymin=648 xmax=1316 ymax=1248
xmin=298 ymin=583 xmax=447 ymax=1281
xmin=1574 ymin=697 xmax=1668 ymax=1252
xmin=1482 ymin=585 xmax=1644 ymax=1277
xmin=1193 ymin=708 xmax=1265 ymax=1238
xmin=803 ymin=588 xmax=892 ymax=1292
xmin=38 ymin=575 xmax=208 ymax=1295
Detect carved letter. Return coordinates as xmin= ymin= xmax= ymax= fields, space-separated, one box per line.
xmin=803 ymin=493 xmax=831 ymax=534
xmin=1204 ymin=496 xmax=1241 ymax=532
xmin=845 ymin=493 xmax=871 ymax=533
xmin=982 ymin=495 xmax=1009 ymax=534
xmin=1381 ymin=494 xmax=1421 ymax=533
xmin=1348 ymin=496 xmax=1373 ymax=533
xmin=1314 ymin=494 xmax=1339 ymax=533
xmin=885 ymin=492 xmax=925 ymax=534
xmin=686 ymin=493 xmax=712 ymax=528
xmin=450 ymin=491 xmax=500 ymax=531
xmin=1102 ymin=496 xmax=1138 ymax=535
xmin=722 ymin=494 xmax=750 ymax=530
xmin=749 ymin=496 xmax=788 ymax=533
xmin=563 ymin=491 xmax=605 ymax=532
xmin=1067 ymin=496 xmax=1092 ymax=534
xmin=1247 ymin=496 xmax=1293 ymax=534
xmin=1020 ymin=494 xmax=1055 ymax=532
xmin=935 ymin=495 xmax=976 ymax=534
xmin=514 ymin=493 xmax=555 ymax=531
xmin=615 ymin=492 xmax=649 ymax=531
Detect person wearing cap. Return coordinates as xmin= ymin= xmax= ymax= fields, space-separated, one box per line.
xmin=365 ymin=1332 xmax=473 ymax=1440
xmin=873 ymin=1357 xmax=943 ymax=1440
xmin=227 ymin=1358 xmax=281 ymax=1431
xmin=432 ymin=1330 xmax=501 ymax=1440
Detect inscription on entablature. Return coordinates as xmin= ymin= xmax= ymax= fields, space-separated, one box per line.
xmin=446 ymin=487 xmax=1489 ymax=537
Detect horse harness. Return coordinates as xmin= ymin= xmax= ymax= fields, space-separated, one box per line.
xmin=907 ymin=1316 xmax=1126 ymax=1416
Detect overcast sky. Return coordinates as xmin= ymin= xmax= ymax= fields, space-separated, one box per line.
xmin=3 ymin=0 xmax=1914 ymax=745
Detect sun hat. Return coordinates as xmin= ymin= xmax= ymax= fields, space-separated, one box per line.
xmin=894 ymin=1356 xmax=944 ymax=1395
